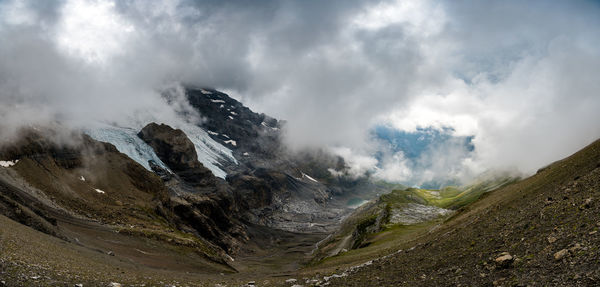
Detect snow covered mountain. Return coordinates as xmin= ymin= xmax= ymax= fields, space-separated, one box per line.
xmin=77 ymin=87 xmax=361 ymax=234
xmin=83 ymin=87 xmax=281 ymax=181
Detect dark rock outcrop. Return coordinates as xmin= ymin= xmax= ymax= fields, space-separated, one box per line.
xmin=227 ymin=172 xmax=274 ymax=211
xmin=170 ymin=194 xmax=245 ymax=254
xmin=138 ymin=123 xmax=216 ymax=187
xmin=137 ymin=123 xmax=249 ymax=253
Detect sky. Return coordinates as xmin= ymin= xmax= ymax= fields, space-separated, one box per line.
xmin=0 ymin=0 xmax=599 ymax=185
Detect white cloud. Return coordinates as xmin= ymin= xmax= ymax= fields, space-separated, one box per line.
xmin=55 ymin=0 xmax=135 ymax=64
xmin=373 ymin=151 xmax=412 ymax=183
xmin=0 ymin=0 xmax=599 ymax=184
xmin=329 ymin=146 xmax=378 ymax=179
xmin=0 ymin=0 xmax=37 ymax=26
xmin=382 ymin=29 xmax=600 ymax=178
xmin=352 ymin=0 xmax=445 ymax=36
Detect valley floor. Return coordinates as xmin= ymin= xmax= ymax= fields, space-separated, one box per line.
xmin=0 ymin=212 xmax=329 ymax=287
xmin=2 ymin=140 xmax=600 ymax=287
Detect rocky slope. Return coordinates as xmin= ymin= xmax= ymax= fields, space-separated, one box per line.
xmin=315 ymin=139 xmax=600 ymax=286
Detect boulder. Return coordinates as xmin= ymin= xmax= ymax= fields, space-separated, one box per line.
xmin=554 ymin=249 xmax=569 ymax=261
xmin=495 ymin=252 xmax=514 ymax=267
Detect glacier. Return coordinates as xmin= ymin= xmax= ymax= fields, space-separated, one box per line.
xmin=178 ymin=123 xmax=238 ymax=179
xmin=86 ymin=124 xmax=237 ymax=179
xmin=85 ymin=126 xmax=172 ymax=172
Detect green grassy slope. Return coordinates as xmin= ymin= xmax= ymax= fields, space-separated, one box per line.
xmin=309 ymin=175 xmax=518 ymax=267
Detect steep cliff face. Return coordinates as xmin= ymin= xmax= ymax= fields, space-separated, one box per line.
xmin=136 ymin=122 xmax=250 ymax=253
xmin=138 ymin=123 xmax=202 ymax=171
xmin=138 ymin=123 xmax=217 ymax=187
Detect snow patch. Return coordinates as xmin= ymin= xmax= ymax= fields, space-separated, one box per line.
xmin=180 ymin=124 xmax=238 ymax=179
xmin=230 ymin=111 xmax=237 ymax=115
xmin=302 ymin=172 xmax=318 ymax=183
xmin=200 ymin=89 xmax=212 ymax=95
xmin=228 ymin=116 xmax=234 ymax=120
xmin=95 ymin=189 xmax=105 ymax=194
xmin=0 ymin=160 xmax=18 ymax=167
xmin=80 ymin=176 xmax=86 ymax=181
xmin=211 ymin=99 xmax=226 ymax=103
xmin=219 ymin=104 xmax=224 ymax=108
xmin=261 ymin=121 xmax=279 ymax=131
xmin=243 ymin=152 xmax=249 ymax=156
xmin=207 ymin=130 xmax=219 ymax=136
xmin=224 ymin=140 xmax=237 ymax=147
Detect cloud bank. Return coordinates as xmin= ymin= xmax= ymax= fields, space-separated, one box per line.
xmin=0 ymin=0 xmax=599 ymax=184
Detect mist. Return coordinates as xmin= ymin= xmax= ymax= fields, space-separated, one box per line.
xmin=1 ymin=0 xmax=599 ymax=185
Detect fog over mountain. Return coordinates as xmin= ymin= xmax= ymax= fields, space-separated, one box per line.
xmin=1 ymin=0 xmax=599 ymax=185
